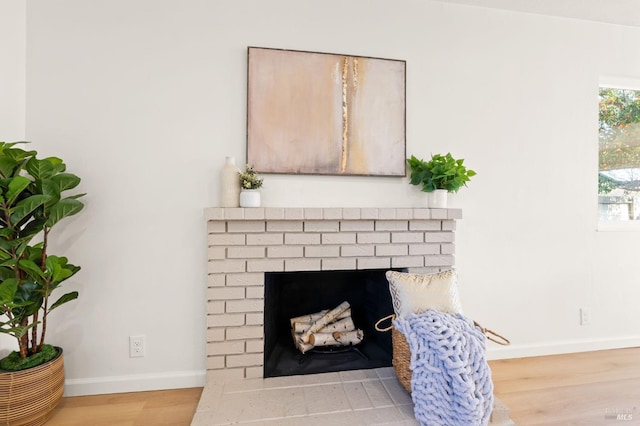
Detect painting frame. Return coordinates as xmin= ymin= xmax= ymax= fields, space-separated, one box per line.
xmin=247 ymin=46 xmax=406 ymax=177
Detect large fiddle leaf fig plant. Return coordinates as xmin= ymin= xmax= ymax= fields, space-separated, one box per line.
xmin=0 ymin=141 xmax=85 ymax=370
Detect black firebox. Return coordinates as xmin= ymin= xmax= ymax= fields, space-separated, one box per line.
xmin=263 ymin=268 xmax=401 ymax=378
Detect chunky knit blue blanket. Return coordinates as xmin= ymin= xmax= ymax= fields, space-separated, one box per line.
xmin=394 ymin=311 xmax=494 ymax=426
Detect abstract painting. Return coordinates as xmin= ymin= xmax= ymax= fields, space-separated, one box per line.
xmin=247 ymin=47 xmax=406 ymax=176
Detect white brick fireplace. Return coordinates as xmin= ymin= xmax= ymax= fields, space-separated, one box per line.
xmin=205 ymin=207 xmax=461 ymax=383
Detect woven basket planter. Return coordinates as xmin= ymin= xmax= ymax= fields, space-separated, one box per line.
xmin=0 ymin=348 xmax=64 ymax=426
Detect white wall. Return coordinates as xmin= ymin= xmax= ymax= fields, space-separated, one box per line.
xmin=0 ymin=0 xmax=25 ymax=141
xmin=437 ymin=0 xmax=640 ymax=27
xmin=3 ymin=0 xmax=638 ymax=394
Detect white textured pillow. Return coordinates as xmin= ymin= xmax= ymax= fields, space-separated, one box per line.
xmin=385 ymin=269 xmax=463 ymax=318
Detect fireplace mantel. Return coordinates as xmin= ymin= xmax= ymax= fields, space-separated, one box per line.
xmin=205 ymin=207 xmax=461 ymax=383
xmin=206 ymin=207 xmax=461 ymax=222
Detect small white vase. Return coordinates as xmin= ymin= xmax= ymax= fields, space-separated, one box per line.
xmin=429 ymin=189 xmax=448 ymax=208
xmin=240 ymin=189 xmax=261 ymax=208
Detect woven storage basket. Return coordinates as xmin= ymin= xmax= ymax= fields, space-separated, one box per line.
xmin=376 ymin=315 xmax=412 ymax=394
xmin=0 ymin=348 xmax=64 ymax=426
xmin=391 ymin=327 xmax=412 ymax=394
xmin=378 ymin=315 xmax=509 ymax=395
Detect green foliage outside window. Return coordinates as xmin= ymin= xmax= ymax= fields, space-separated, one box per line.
xmin=599 ymin=88 xmax=640 ymax=173
xmin=598 ymin=87 xmax=640 ymax=221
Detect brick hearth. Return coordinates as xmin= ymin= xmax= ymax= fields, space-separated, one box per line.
xmin=205 ymin=207 xmax=461 ymax=383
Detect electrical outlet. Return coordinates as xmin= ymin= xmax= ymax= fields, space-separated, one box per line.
xmin=580 ymin=307 xmax=591 ymax=326
xmin=129 ymin=335 xmax=146 ymax=357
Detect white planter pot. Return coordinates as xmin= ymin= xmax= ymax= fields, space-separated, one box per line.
xmin=240 ymin=189 xmax=261 ymax=208
xmin=429 ymin=189 xmax=448 ymax=208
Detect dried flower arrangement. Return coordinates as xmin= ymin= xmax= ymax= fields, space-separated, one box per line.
xmin=239 ymin=164 xmax=263 ymax=190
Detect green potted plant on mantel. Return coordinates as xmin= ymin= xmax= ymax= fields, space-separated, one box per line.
xmin=407 ymin=153 xmax=476 ymax=208
xmin=239 ymin=164 xmax=263 ymax=208
xmin=0 ymin=141 xmax=85 ymax=425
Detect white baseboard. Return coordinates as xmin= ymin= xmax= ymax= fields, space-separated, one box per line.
xmin=486 ymin=336 xmax=640 ymax=360
xmin=62 ymin=337 xmax=640 ymax=396
xmin=63 ymin=370 xmax=206 ymax=397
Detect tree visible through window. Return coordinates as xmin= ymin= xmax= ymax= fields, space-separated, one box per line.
xmin=599 ymin=87 xmax=640 ymax=221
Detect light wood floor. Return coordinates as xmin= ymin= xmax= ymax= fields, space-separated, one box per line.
xmin=47 ymin=347 xmax=640 ymax=425
xmin=46 ymin=387 xmax=203 ymax=426
xmin=490 ymin=347 xmax=640 ymax=425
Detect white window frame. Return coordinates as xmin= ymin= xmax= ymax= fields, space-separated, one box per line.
xmin=597 ymin=76 xmax=640 ymax=232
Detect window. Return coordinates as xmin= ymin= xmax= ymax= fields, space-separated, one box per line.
xmin=598 ymin=86 xmax=640 ymax=223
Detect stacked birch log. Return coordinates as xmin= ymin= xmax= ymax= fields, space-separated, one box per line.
xmin=290 ymin=301 xmax=364 ymax=354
